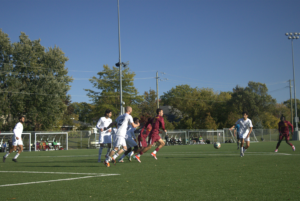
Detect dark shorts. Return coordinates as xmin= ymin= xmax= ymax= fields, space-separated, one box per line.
xmin=138 ymin=135 xmax=147 ymax=148
xmin=148 ymin=134 xmax=161 ymax=145
xmin=279 ymin=133 xmax=290 ymax=141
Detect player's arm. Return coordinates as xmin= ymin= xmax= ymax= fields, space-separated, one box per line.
xmin=96 ymin=118 xmax=104 ymax=132
xmin=131 ymin=121 xmax=140 ymax=128
xmin=160 ymin=117 xmax=167 ymax=133
xmin=247 ymin=120 xmax=253 ymax=138
xmin=287 ymin=121 xmax=294 ymax=133
xmin=103 ymin=121 xmax=117 ymax=131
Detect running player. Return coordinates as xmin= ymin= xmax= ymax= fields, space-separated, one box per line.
xmin=118 ymin=117 xmax=140 ymax=163
xmin=135 ymin=108 xmax=167 ymax=161
xmin=134 ymin=118 xmax=152 ymax=163
xmin=104 ymin=106 xmax=139 ymax=167
xmin=234 ymin=124 xmax=240 ymax=149
xmin=275 ymin=115 xmax=295 ymax=152
xmin=96 ymin=109 xmax=113 ymax=163
xmin=230 ymin=111 xmax=253 ymax=157
xmin=3 ymin=116 xmax=25 ymax=162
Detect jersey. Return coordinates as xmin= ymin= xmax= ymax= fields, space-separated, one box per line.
xmin=13 ymin=122 xmax=23 ymax=139
xmin=139 ymin=124 xmax=152 ymax=138
xmin=96 ymin=117 xmax=112 ymax=135
xmin=278 ymin=121 xmax=293 ymax=135
xmin=235 ymin=118 xmax=253 ymax=136
xmin=115 ymin=113 xmax=134 ymax=137
xmin=126 ymin=125 xmax=137 ymax=140
xmin=145 ymin=115 xmax=165 ymax=136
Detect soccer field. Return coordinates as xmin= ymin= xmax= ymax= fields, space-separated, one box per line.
xmin=1 ymin=142 xmax=299 ymax=201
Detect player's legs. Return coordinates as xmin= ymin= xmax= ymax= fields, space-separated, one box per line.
xmin=284 ymin=134 xmax=295 ymax=151
xmin=275 ymin=134 xmax=284 ymax=151
xmin=151 ymin=138 xmax=165 ymax=160
xmin=240 ymin=138 xmax=245 ymax=157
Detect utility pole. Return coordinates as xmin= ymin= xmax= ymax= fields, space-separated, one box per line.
xmin=156 ymin=71 xmax=159 ymax=108
xmin=289 ymin=79 xmax=293 ymax=126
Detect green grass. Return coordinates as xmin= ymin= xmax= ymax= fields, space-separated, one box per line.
xmin=1 ymin=141 xmax=299 ymax=201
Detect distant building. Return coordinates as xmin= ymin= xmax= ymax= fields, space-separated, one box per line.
xmin=160 ymin=106 xmax=183 ymax=122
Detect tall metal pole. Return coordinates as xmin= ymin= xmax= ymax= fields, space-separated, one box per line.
xmin=156 ymin=71 xmax=159 ymax=108
xmin=291 ymin=40 xmax=298 ymax=131
xmin=117 ymin=0 xmax=123 ymax=114
xmin=289 ymin=79 xmax=293 ymax=126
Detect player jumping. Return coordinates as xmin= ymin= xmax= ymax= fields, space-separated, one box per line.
xmin=230 ymin=111 xmax=253 ymax=157
xmin=96 ymin=109 xmax=113 ymax=163
xmin=135 ymin=108 xmax=167 ymax=161
xmin=275 ymin=115 xmax=295 ymax=152
xmin=3 ymin=116 xmax=25 ymax=162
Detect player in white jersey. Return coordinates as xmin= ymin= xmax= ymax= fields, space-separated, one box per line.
xmin=229 ymin=111 xmax=253 ymax=157
xmin=96 ymin=109 xmax=113 ymax=163
xmin=104 ymin=106 xmax=139 ymax=167
xmin=3 ymin=116 xmax=25 ymax=163
xmin=118 ymin=117 xmax=140 ymax=163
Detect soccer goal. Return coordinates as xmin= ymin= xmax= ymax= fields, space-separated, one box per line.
xmin=34 ymin=132 xmax=68 ymax=151
xmin=0 ymin=133 xmax=31 ymax=152
xmin=188 ymin=130 xmax=225 ymax=144
xmin=163 ymin=131 xmax=187 ymax=145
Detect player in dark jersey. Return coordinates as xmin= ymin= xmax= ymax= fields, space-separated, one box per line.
xmin=275 ymin=115 xmax=295 ymax=152
xmin=135 ymin=108 xmax=167 ymax=161
xmin=134 ymin=118 xmax=152 ymax=162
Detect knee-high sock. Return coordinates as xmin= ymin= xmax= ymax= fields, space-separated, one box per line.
xmin=119 ymin=154 xmax=126 ymax=160
xmin=14 ymin=153 xmax=20 ymax=159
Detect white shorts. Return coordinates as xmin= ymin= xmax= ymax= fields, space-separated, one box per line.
xmin=239 ymin=133 xmax=250 ymax=142
xmin=113 ymin=136 xmax=127 ymax=149
xmin=126 ymin=138 xmax=137 ymax=148
xmin=12 ymin=137 xmax=23 ymax=146
xmin=99 ymin=134 xmax=112 ymax=144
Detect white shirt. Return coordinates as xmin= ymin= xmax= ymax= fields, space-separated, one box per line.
xmin=115 ymin=113 xmax=133 ymax=137
xmin=13 ymin=122 xmax=23 ymax=139
xmin=126 ymin=125 xmax=136 ymax=140
xmin=96 ymin=117 xmax=112 ymax=135
xmin=235 ymin=118 xmax=253 ymax=135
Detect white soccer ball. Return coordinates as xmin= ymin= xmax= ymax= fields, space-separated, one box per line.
xmin=214 ymin=142 xmax=221 ymax=149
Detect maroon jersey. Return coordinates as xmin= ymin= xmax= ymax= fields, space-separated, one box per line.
xmin=278 ymin=121 xmax=294 ymax=134
xmin=145 ymin=115 xmax=165 ymax=136
xmin=139 ymin=124 xmax=152 ymax=138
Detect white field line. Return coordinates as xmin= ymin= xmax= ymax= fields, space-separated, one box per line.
xmin=0 ymin=171 xmax=120 ymax=188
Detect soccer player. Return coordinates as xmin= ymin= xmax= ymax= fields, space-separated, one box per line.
xmin=234 ymin=124 xmax=240 ymax=149
xmin=230 ymin=111 xmax=253 ymax=157
xmin=135 ymin=108 xmax=167 ymax=161
xmin=3 ymin=116 xmax=25 ymax=162
xmin=104 ymin=106 xmax=139 ymax=167
xmin=118 ymin=117 xmax=140 ymax=163
xmin=275 ymin=115 xmax=295 ymax=152
xmin=96 ymin=109 xmax=113 ymax=163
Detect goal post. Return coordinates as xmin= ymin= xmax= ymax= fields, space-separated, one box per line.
xmin=0 ymin=133 xmax=31 ymax=152
xmin=34 ymin=132 xmax=68 ymax=151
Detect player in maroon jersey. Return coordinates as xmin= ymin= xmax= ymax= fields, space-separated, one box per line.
xmin=275 ymin=115 xmax=295 ymax=152
xmin=135 ymin=108 xmax=167 ymax=161
xmin=134 ymin=118 xmax=152 ymax=162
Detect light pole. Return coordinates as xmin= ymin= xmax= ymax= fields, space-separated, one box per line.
xmin=156 ymin=72 xmax=168 ymax=108
xmin=285 ymin=32 xmax=299 ymax=133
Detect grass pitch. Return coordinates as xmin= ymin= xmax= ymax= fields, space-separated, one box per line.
xmin=0 ymin=141 xmax=299 ymax=201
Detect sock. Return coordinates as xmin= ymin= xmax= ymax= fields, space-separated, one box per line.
xmin=4 ymin=153 xmax=10 ymax=158
xmin=155 ymin=147 xmax=160 ymax=152
xmin=153 ymin=150 xmax=157 ymax=154
xmin=139 ymin=151 xmax=144 ymax=156
xmin=243 ymin=147 xmax=247 ymax=153
xmin=240 ymin=147 xmax=243 ymax=154
xmin=129 ymin=151 xmax=134 ymax=157
xmin=113 ymin=153 xmax=119 ymax=160
xmin=136 ymin=154 xmax=141 ymax=157
xmin=119 ymin=154 xmax=126 ymax=160
xmin=106 ymin=148 xmax=111 ymax=156
xmin=98 ymin=147 xmax=103 ymax=160
xmin=14 ymin=153 xmax=19 ymax=159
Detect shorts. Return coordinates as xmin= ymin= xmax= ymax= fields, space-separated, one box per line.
xmin=138 ymin=135 xmax=147 ymax=148
xmin=148 ymin=134 xmax=161 ymax=145
xmin=239 ymin=133 xmax=250 ymax=142
xmin=113 ymin=136 xmax=127 ymax=149
xmin=126 ymin=138 xmax=137 ymax=148
xmin=279 ymin=133 xmax=290 ymax=141
xmin=99 ymin=134 xmax=112 ymax=144
xmin=12 ymin=137 xmax=23 ymax=146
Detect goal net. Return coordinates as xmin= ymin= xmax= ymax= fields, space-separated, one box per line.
xmin=163 ymin=131 xmax=187 ymax=145
xmin=34 ymin=132 xmax=68 ymax=151
xmin=188 ymin=130 xmax=225 ymax=144
xmin=223 ymin=128 xmax=259 ymax=143
xmin=0 ymin=132 xmax=31 ymax=152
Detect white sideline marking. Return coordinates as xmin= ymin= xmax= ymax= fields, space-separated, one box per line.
xmin=0 ymin=171 xmax=120 ymax=187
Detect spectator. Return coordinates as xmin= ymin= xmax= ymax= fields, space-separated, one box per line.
xmin=42 ymin=141 xmax=46 ymax=151
xmin=178 ymin=137 xmax=182 ymax=145
xmin=165 ymin=134 xmax=169 ymax=146
xmin=53 ymin=140 xmax=58 ymax=150
xmin=45 ymin=140 xmax=50 ymax=151
xmin=199 ymin=136 xmax=204 ymax=143
xmin=36 ymin=142 xmax=40 ymax=151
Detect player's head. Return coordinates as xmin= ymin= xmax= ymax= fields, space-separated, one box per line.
xmin=19 ymin=115 xmax=25 ymax=123
xmin=242 ymin=111 xmax=248 ymax=119
xmin=105 ymin=109 xmax=112 ymax=118
xmin=280 ymin=115 xmax=285 ymax=121
xmin=125 ymin=106 xmax=132 ymax=114
xmin=156 ymin=108 xmax=163 ymax=116
xmin=133 ymin=117 xmax=139 ymax=124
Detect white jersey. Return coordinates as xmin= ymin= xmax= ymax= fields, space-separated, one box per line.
xmin=96 ymin=117 xmax=112 ymax=135
xmin=115 ymin=113 xmax=133 ymax=137
xmin=13 ymin=122 xmax=23 ymax=139
xmin=235 ymin=118 xmax=253 ymax=136
xmin=125 ymin=125 xmax=136 ymax=140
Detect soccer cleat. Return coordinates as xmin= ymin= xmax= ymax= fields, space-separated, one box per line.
xmin=104 ymin=161 xmax=110 ymax=167
xmin=111 ymin=158 xmax=117 ymax=165
xmin=134 ymin=155 xmax=141 ymax=163
xmin=151 ymin=152 xmax=157 ymax=160
xmin=118 ymin=159 xmax=124 ymax=163
xmin=12 ymin=159 xmax=17 ymax=162
xmin=275 ymin=149 xmax=278 ymax=153
xmin=3 ymin=156 xmax=6 ymax=163
xmin=240 ymin=153 xmax=243 ymax=157
xmin=292 ymin=146 xmax=296 ymax=151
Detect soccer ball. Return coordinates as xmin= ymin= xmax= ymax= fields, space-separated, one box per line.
xmin=214 ymin=142 xmax=221 ymax=149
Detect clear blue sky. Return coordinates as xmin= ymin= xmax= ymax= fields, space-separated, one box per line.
xmin=1 ymin=0 xmax=300 ymax=104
